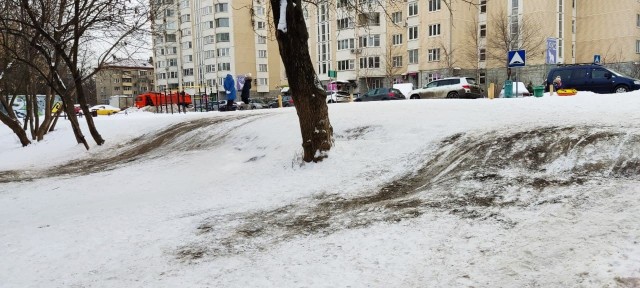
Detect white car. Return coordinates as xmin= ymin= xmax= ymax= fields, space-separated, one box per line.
xmin=326 ymin=91 xmax=351 ymax=103
xmin=408 ymin=77 xmax=483 ymax=99
xmin=499 ymin=81 xmax=531 ymax=97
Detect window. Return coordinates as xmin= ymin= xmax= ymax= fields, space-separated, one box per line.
xmin=179 ymin=0 xmax=189 ymax=8
xmin=165 ymin=9 xmax=175 ymax=17
xmin=181 ymin=28 xmax=191 ymax=36
xmin=480 ymin=0 xmax=486 ymax=14
xmin=479 ymin=49 xmax=486 ymax=61
xmin=258 ymin=50 xmax=267 ymax=58
xmin=358 ymin=12 xmax=380 ymax=26
xmin=636 ymin=40 xmax=640 ymax=53
xmin=337 ymin=0 xmax=348 ymax=8
xmin=359 ymin=34 xmax=380 ymax=47
xmin=168 ymin=58 xmax=178 ymax=66
xmin=408 ymin=2 xmax=418 ymax=16
xmin=428 ymin=0 xmax=441 ymax=11
xmin=392 ymin=12 xmax=402 ymax=24
xmin=259 ymin=64 xmax=268 ymax=72
xmin=255 ymin=6 xmax=265 ymax=16
xmin=216 ymin=33 xmax=230 ymax=42
xmin=180 ymin=14 xmax=190 ymax=23
xmin=258 ymin=36 xmax=267 ymax=44
xmin=359 ymin=56 xmax=380 ymax=69
xmin=205 ymin=64 xmax=216 ymax=73
xmin=183 ymin=68 xmax=194 ymax=76
xmin=637 ymin=14 xmax=640 ymax=27
xmin=215 ymin=3 xmax=228 ymax=12
xmin=256 ymin=21 xmax=266 ymax=30
xmin=392 ymin=34 xmax=403 ymax=45
xmin=337 ymin=59 xmax=354 ymax=71
xmin=169 ymin=72 xmax=178 ymax=78
xmin=428 ymin=24 xmax=441 ymax=36
xmin=204 ymin=21 xmax=214 ymax=29
xmin=217 ymin=48 xmax=230 ymax=57
xmin=166 ymin=34 xmax=176 ymax=42
xmin=480 ymin=24 xmax=486 ymax=38
xmin=215 ymin=18 xmax=229 ymax=27
xmin=408 ymin=26 xmax=418 ymax=40
xmin=428 ymin=48 xmax=440 ymax=61
xmin=392 ymin=56 xmax=402 ymax=67
xmin=217 ymin=63 xmax=231 ymax=71
xmin=182 ymin=41 xmax=192 ymax=49
xmin=408 ymin=49 xmax=418 ymax=64
xmin=338 ymin=39 xmax=355 ymax=50
xmin=204 ymin=35 xmax=215 ymax=44
xmin=200 ymin=6 xmax=212 ymax=15
xmin=204 ymin=50 xmax=215 ymax=59
xmin=479 ymin=71 xmax=486 ymax=84
xmin=337 ymin=18 xmax=353 ymax=30
xmin=258 ymin=78 xmax=268 ymax=86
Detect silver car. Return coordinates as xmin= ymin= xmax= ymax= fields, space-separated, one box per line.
xmin=408 ymin=77 xmax=483 ymax=99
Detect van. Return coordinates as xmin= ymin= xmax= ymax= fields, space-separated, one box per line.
xmin=545 ymin=64 xmax=640 ymax=93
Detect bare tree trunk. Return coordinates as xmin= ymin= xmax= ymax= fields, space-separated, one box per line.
xmin=0 ymin=115 xmax=31 ymax=146
xmin=271 ymin=0 xmax=333 ymax=162
xmin=74 ymin=74 xmax=104 ymax=146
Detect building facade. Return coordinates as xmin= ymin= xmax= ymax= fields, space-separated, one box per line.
xmin=304 ymin=0 xmax=640 ymax=92
xmin=94 ymin=59 xmax=155 ymax=105
xmin=151 ymin=0 xmax=287 ymax=98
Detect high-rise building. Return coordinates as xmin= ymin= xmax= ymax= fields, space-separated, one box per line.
xmin=151 ymin=0 xmax=286 ymax=98
xmin=304 ymin=0 xmax=640 ymax=92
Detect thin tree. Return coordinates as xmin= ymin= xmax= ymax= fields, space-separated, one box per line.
xmin=486 ymin=7 xmax=545 ymax=77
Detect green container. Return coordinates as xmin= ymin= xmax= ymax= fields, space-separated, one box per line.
xmin=503 ymin=80 xmax=513 ymax=98
xmin=533 ymin=85 xmax=545 ymax=97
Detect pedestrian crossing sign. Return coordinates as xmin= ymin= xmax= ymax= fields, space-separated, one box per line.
xmin=508 ymin=50 xmax=526 ymax=67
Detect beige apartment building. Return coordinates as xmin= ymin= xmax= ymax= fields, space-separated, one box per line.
xmin=304 ymin=0 xmax=640 ymax=92
xmin=94 ymin=59 xmax=155 ymax=105
xmin=151 ymin=0 xmax=286 ymax=98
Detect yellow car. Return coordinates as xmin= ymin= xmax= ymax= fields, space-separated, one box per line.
xmin=89 ymin=105 xmax=121 ymax=116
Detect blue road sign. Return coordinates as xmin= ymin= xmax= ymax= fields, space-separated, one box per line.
xmin=594 ymin=54 xmax=601 ymax=64
xmin=508 ymin=50 xmax=526 ymax=67
xmin=546 ymin=38 xmax=557 ymax=64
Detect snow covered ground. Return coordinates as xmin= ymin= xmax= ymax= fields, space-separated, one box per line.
xmin=1 ymin=92 xmax=640 ymax=287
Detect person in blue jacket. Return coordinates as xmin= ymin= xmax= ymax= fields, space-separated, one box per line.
xmin=223 ymin=74 xmax=236 ymax=111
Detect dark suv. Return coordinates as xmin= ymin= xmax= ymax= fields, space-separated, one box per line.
xmin=546 ymin=64 xmax=640 ymax=93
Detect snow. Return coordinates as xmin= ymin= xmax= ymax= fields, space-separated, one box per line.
xmin=1 ymin=91 xmax=640 ymax=287
xmin=277 ymin=0 xmax=288 ymax=32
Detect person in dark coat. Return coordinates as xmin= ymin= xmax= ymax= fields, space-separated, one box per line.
xmin=223 ymin=74 xmax=236 ymax=111
xmin=241 ymin=73 xmax=252 ymax=108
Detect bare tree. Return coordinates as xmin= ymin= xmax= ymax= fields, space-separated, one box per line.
xmin=486 ymin=8 xmax=545 ymax=77
xmin=0 ymin=0 xmax=153 ymax=149
xmin=269 ymin=0 xmax=480 ymax=162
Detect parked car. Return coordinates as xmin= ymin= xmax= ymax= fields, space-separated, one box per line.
xmin=327 ymin=91 xmax=351 ymax=103
xmin=408 ymin=77 xmax=483 ymax=99
xmin=545 ymin=64 xmax=640 ymax=93
xmin=239 ymin=99 xmax=265 ymax=110
xmin=499 ymin=81 xmax=531 ymax=97
xmin=89 ymin=104 xmax=121 ymax=115
xmin=268 ymin=96 xmax=294 ymax=108
xmin=354 ymin=87 xmax=406 ymax=102
xmin=218 ymin=100 xmax=238 ymax=111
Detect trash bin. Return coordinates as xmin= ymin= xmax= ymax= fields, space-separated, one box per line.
xmin=503 ymin=80 xmax=513 ymax=98
xmin=533 ymin=85 xmax=544 ymax=97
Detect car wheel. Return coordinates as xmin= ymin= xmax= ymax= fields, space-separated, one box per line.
xmin=410 ymin=95 xmax=420 ymax=99
xmin=446 ymin=91 xmax=459 ymax=99
xmin=615 ymin=85 xmax=629 ymax=93
xmin=328 ymin=99 xmax=335 ymax=103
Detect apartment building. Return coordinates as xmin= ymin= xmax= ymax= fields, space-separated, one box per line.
xmin=94 ymin=59 xmax=155 ymax=105
xmin=151 ymin=0 xmax=286 ymax=98
xmin=305 ymin=0 xmax=640 ymax=91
